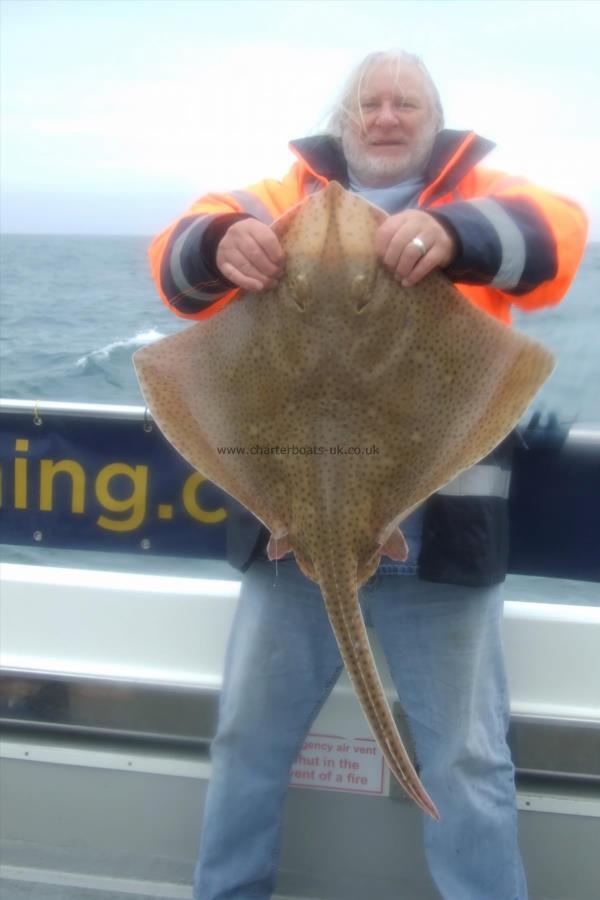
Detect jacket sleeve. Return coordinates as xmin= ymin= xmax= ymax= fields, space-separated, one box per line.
xmin=148 ymin=166 xmax=305 ymax=320
xmin=428 ymin=167 xmax=589 ymax=311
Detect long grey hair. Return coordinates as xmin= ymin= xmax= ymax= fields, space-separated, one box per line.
xmin=325 ymin=50 xmax=444 ymax=139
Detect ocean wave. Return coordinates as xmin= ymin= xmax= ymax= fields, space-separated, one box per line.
xmin=76 ymin=328 xmax=165 ymax=368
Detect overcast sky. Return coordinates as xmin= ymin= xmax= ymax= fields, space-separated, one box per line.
xmin=1 ymin=0 xmax=598 ymax=238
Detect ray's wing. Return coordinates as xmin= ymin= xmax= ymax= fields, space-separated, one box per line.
xmin=134 ymin=305 xmax=283 ymax=538
xmin=360 ymin=268 xmax=555 ymax=533
xmin=133 ymin=195 xmax=328 ymax=538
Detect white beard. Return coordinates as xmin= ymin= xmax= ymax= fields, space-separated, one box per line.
xmin=341 ymin=125 xmax=437 ymax=186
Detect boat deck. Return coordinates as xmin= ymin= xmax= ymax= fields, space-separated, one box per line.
xmin=0 ymin=874 xmax=302 ymax=900
xmin=0 ymin=872 xmax=308 ymax=900
xmin=0 ymin=880 xmax=184 ymax=900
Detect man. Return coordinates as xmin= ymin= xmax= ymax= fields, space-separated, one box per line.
xmin=149 ymin=51 xmax=587 ymax=900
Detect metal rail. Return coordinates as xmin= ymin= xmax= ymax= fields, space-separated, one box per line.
xmin=2 ymin=398 xmax=599 ymax=445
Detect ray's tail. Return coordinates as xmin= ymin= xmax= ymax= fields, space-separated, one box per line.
xmin=312 ymin=546 xmax=440 ymax=822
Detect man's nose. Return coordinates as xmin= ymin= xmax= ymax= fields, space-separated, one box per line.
xmin=373 ymin=101 xmax=400 ymax=126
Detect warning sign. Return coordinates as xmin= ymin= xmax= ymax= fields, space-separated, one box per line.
xmin=290 ymin=732 xmax=388 ymax=795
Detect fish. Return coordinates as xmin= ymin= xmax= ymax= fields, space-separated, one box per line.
xmin=133 ymin=182 xmax=554 ymax=820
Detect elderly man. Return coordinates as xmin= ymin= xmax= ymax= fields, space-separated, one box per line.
xmin=149 ymin=51 xmax=587 ymax=900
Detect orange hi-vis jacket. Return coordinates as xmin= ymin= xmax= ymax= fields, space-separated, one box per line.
xmin=149 ymin=129 xmax=588 ymax=326
xmin=148 ymin=130 xmax=588 ymax=584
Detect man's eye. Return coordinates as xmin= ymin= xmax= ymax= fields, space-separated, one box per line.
xmin=361 ymin=101 xmax=378 ymax=111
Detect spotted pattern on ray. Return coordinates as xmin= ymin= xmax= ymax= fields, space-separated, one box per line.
xmin=134 ymin=182 xmax=554 ymax=820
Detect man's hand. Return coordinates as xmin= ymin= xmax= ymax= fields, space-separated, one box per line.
xmin=216 ymin=219 xmax=285 ymax=292
xmin=374 ymin=210 xmax=457 ymax=288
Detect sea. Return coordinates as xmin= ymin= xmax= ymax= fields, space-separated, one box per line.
xmin=0 ymin=234 xmax=599 ymax=604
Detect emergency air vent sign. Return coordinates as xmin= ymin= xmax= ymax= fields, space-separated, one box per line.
xmin=290 ymin=732 xmax=389 ymax=796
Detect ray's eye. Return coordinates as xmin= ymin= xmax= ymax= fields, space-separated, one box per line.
xmin=352 ymin=273 xmax=371 ymax=312
xmin=287 ymin=273 xmax=310 ymax=312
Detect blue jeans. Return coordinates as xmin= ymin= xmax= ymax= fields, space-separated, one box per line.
xmin=192 ymin=559 xmax=527 ymax=900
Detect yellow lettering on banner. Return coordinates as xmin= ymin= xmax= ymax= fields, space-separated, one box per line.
xmin=40 ymin=460 xmax=85 ymax=513
xmin=14 ymin=439 xmax=31 ymax=509
xmin=182 ymin=473 xmax=226 ymax=524
xmin=15 ymin=459 xmax=28 ymax=508
xmin=14 ymin=444 xmax=28 ymax=507
xmin=95 ymin=463 xmax=148 ymax=531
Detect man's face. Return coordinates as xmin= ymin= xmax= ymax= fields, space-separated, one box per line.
xmin=341 ymin=61 xmax=438 ymax=187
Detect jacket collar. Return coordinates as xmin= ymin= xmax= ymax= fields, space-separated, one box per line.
xmin=289 ymin=129 xmax=495 ymax=203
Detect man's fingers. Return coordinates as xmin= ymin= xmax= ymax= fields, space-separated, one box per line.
xmin=374 ymin=214 xmax=409 ymax=257
xmin=220 ymin=248 xmax=279 ymax=291
xmin=217 ymin=219 xmax=285 ymax=289
xmin=382 ymin=224 xmax=418 ymax=274
xmin=219 ymin=260 xmax=271 ymax=293
xmin=252 ymin=227 xmax=285 ymax=268
xmin=230 ymin=218 xmax=285 ymax=269
xmin=400 ymin=245 xmax=446 ymax=287
xmin=375 ymin=210 xmax=457 ymax=287
xmin=242 ymin=234 xmax=284 ymax=279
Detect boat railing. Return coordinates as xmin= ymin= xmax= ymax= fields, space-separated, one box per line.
xmin=1 ymin=399 xmax=599 ymax=799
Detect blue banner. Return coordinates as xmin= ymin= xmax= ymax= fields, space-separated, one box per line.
xmin=0 ymin=410 xmax=228 ymax=557
xmin=1 ymin=408 xmax=599 ymax=580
